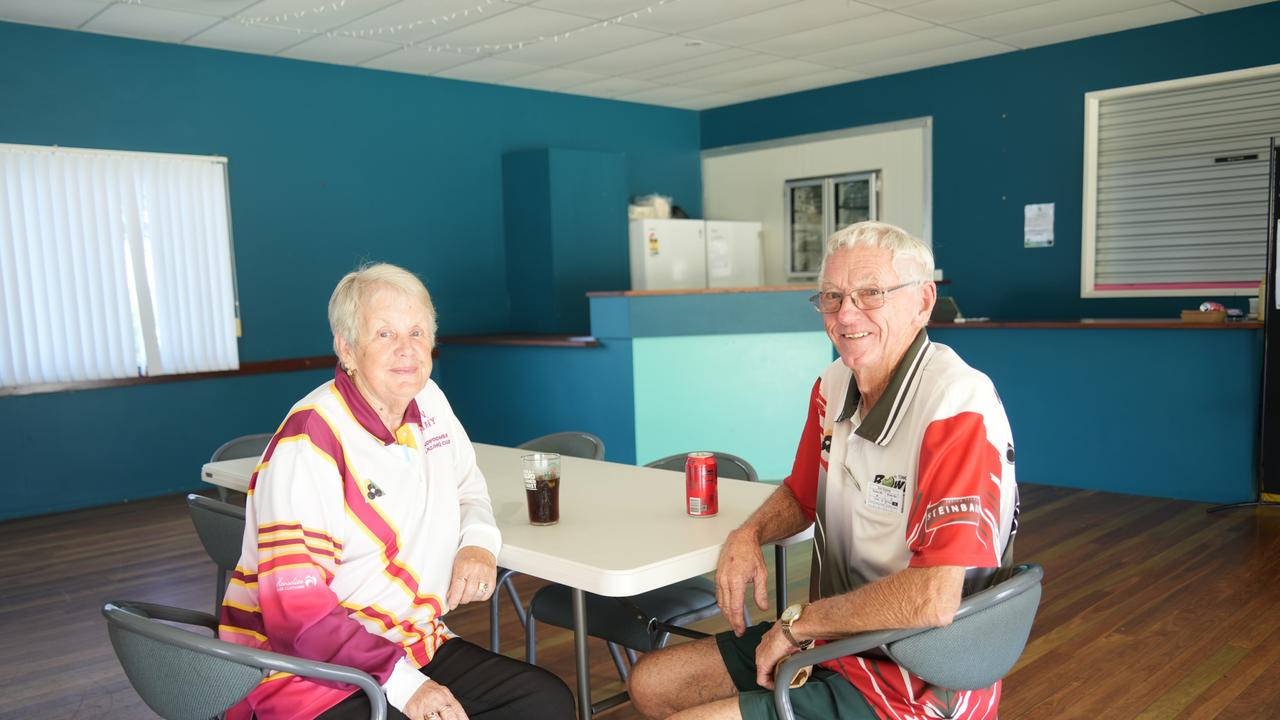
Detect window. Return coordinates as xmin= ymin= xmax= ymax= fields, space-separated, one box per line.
xmin=0 ymin=144 xmax=239 ymax=389
xmin=785 ymin=171 xmax=879 ymax=278
xmin=1082 ymin=64 xmax=1280 ymax=298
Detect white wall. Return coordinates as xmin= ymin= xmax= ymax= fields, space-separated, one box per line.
xmin=701 ymin=119 xmax=930 ymax=286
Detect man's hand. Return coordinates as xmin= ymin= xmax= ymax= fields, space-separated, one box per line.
xmin=753 ymin=622 xmax=801 ymax=690
xmin=404 ymin=679 xmax=468 ymax=720
xmin=715 ymin=527 xmax=770 ymax=636
xmin=447 ymin=546 xmax=496 ymax=610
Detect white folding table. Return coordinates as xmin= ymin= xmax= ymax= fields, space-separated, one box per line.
xmin=203 ymin=443 xmax=811 ymax=719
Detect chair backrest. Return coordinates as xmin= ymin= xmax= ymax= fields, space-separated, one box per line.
xmin=104 ymin=601 xmax=386 ymax=720
xmin=518 ymin=431 xmax=605 ymax=460
xmin=187 ymin=494 xmax=246 ymax=573
xmin=645 ymin=452 xmax=759 ymax=483
xmin=885 ymin=563 xmax=1043 ymax=690
xmin=210 ymin=432 xmax=273 ymax=463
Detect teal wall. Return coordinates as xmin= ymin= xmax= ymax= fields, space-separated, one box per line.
xmin=929 ymin=327 xmax=1262 ymax=504
xmin=701 ymin=2 xmax=1280 ymax=322
xmin=0 ymin=20 xmax=700 ymax=520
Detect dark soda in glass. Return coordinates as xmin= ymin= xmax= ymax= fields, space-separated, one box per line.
xmin=525 ymin=474 xmax=559 ymax=525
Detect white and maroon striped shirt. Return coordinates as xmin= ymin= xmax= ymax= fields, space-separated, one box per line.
xmin=219 ymin=368 xmax=500 ymax=720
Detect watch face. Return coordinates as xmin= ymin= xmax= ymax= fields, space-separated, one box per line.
xmin=781 ymin=604 xmax=802 ymax=623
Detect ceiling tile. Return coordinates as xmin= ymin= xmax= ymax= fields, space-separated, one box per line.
xmin=657 ymin=51 xmax=779 ymax=86
xmin=666 ymin=91 xmax=754 ymax=110
xmin=803 ymin=25 xmax=980 ymax=67
xmin=628 ymin=47 xmax=756 ymax=81
xmin=994 ymin=2 xmax=1195 ymax=48
xmin=0 ymin=0 xmax=106 ymax=29
xmin=752 ymin=11 xmax=931 ymax=57
xmin=186 ymin=19 xmax=316 ymax=54
xmin=895 ymin=0 xmax=1055 ymax=24
xmin=231 ymin=0 xmax=401 ymax=33
xmin=531 ymin=0 xmax=657 ymax=20
xmin=425 ymin=5 xmax=589 ymax=48
xmin=626 ymin=0 xmax=802 ymax=34
xmin=144 ymin=0 xmax=260 ymax=14
xmin=679 ymin=58 xmax=839 ymax=92
xmin=686 ymin=0 xmax=882 ymax=47
xmin=80 ymin=3 xmax=221 ymax=43
xmin=951 ymin=0 xmax=1167 ymax=38
xmin=727 ymin=67 xmax=868 ymax=99
xmin=560 ymin=75 xmax=662 ymax=98
xmin=490 ymin=21 xmax=663 ymax=66
xmin=559 ymin=35 xmax=729 ymax=76
xmin=851 ymin=38 xmax=1013 ymax=76
xmin=434 ymin=56 xmax=545 ymax=82
xmin=278 ymin=33 xmax=400 ymax=64
xmin=502 ymin=67 xmax=609 ymax=91
xmin=360 ymin=45 xmax=477 ymax=74
xmin=332 ymin=0 xmax=516 ymax=45
xmin=614 ymin=84 xmax=712 ymax=105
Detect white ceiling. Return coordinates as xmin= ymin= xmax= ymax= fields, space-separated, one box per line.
xmin=1 ymin=0 xmax=1271 ymax=109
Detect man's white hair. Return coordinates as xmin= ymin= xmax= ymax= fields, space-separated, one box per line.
xmin=818 ymin=221 xmax=935 ymax=285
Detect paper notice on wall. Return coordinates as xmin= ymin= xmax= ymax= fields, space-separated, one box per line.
xmin=708 ymin=238 xmax=732 ymax=278
xmin=1024 ymin=203 xmax=1054 ymax=248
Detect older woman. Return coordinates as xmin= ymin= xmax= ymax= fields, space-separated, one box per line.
xmin=220 ymin=263 xmax=573 ymax=720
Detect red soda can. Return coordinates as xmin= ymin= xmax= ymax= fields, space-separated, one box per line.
xmin=685 ymin=452 xmax=718 ymax=517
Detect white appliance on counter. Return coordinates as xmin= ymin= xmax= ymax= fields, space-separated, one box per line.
xmin=629 ymin=219 xmax=763 ymax=291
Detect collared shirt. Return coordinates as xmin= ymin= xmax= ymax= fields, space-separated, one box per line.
xmin=220 ymin=367 xmax=501 ymax=720
xmin=784 ymin=330 xmax=1018 ymax=720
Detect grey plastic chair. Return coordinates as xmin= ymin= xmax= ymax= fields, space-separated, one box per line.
xmin=487 ymin=432 xmax=606 ymax=654
xmin=104 ymin=600 xmax=385 ymax=720
xmin=525 ymin=451 xmax=758 ymax=713
xmin=773 ymin=563 xmax=1044 ymax=719
xmin=209 ymin=432 xmax=272 ymax=500
xmin=187 ymin=494 xmax=246 ymax=612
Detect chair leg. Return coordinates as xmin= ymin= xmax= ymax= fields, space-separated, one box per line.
xmin=606 ymin=642 xmax=630 ymax=683
xmin=489 ymin=593 xmax=502 ymax=653
xmin=525 ymin=613 xmax=537 ymax=666
xmin=626 ymin=648 xmax=639 ymax=667
xmin=503 ymin=575 xmax=527 ymax=627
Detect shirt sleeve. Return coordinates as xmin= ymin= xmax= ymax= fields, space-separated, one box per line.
xmin=783 ymin=377 xmax=826 ymax=522
xmin=252 ymin=411 xmax=424 ymax=707
xmin=905 ymin=411 xmax=1005 ymax=570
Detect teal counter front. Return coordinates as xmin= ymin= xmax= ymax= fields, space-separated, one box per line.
xmin=438 ymin=288 xmax=1263 ymax=504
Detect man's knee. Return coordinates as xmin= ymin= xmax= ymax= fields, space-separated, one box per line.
xmin=629 ymin=650 xmax=671 ymax=718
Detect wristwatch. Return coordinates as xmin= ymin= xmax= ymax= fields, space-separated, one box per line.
xmin=779 ymin=603 xmax=814 ymax=650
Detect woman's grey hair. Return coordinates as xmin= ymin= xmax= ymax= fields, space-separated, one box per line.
xmin=329 ymin=263 xmax=437 ymax=355
xmin=818 ymin=221 xmax=935 ymax=285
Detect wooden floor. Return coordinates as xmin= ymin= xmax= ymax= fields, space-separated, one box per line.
xmin=2 ymin=484 xmax=1279 ymax=719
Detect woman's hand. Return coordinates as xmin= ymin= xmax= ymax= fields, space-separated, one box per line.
xmin=446 ymin=546 xmax=496 ymax=610
xmin=404 ymin=679 xmax=468 ymax=720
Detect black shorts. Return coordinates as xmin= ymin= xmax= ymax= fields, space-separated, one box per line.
xmin=716 ymin=622 xmax=877 ymax=720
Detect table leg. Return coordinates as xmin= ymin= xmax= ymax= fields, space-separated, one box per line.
xmin=774 ymin=545 xmax=788 ymax=618
xmin=573 ymin=587 xmax=591 ymax=720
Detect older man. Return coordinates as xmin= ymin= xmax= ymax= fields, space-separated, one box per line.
xmin=628 ymin=221 xmax=1018 ymax=720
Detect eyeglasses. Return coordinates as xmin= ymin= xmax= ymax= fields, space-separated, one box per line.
xmin=809 ymin=280 xmax=921 ymax=313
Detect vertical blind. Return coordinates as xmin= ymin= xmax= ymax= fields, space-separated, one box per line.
xmin=0 ymin=144 xmax=238 ymax=388
xmin=1084 ymin=66 xmax=1280 ymax=296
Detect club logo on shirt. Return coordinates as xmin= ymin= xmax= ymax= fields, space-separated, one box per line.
xmin=923 ymin=495 xmax=982 ymax=532
xmin=366 ymin=479 xmax=385 ymax=500
xmin=276 ymin=575 xmax=319 ymax=592
xmin=423 ymin=432 xmax=452 ymax=454
xmin=872 ymin=473 xmax=907 ymax=490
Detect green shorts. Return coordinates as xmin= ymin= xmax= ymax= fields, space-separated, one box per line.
xmin=715 ymin=622 xmax=877 ymax=720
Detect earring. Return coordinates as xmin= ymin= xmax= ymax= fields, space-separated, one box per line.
xmin=344 ymin=364 xmax=355 ymax=378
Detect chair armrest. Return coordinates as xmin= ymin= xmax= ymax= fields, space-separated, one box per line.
xmin=105 ymin=601 xmax=389 ymax=720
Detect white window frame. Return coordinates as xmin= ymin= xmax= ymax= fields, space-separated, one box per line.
xmin=1082 ymin=63 xmax=1280 ymax=298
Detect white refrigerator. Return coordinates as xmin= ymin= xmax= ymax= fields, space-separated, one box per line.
xmin=629 ymin=219 xmax=762 ymax=291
